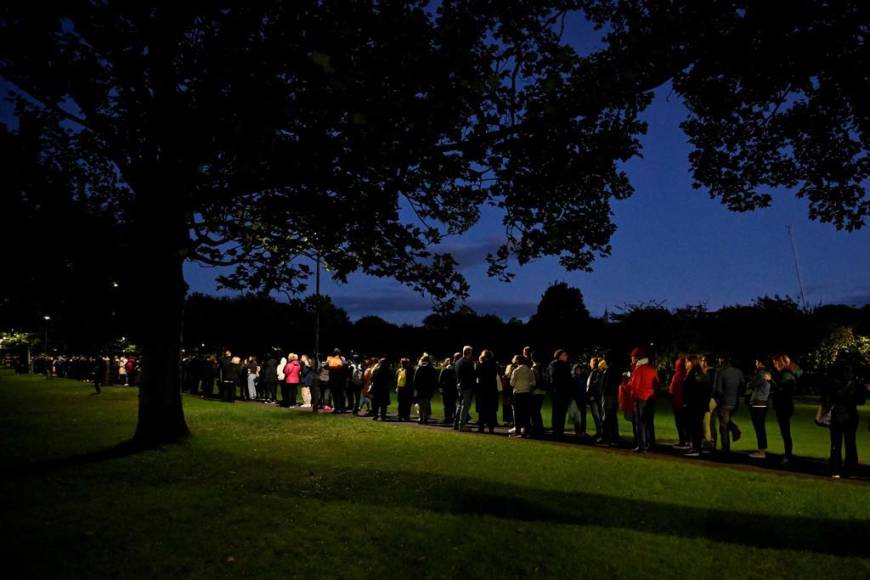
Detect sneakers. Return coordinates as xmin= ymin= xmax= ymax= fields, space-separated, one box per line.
xmin=672 ymin=443 xmax=691 ymax=450
xmin=508 ymin=427 xmax=517 ymax=434
xmin=748 ymin=451 xmax=766 ymax=459
xmin=684 ymin=451 xmax=701 ymax=457
xmin=831 ymin=474 xmax=841 ymax=479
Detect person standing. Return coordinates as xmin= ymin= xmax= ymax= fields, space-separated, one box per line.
xmin=439 ymin=354 xmax=459 ymax=424
xmin=300 ymin=354 xmax=316 ymax=410
xmin=771 ymin=353 xmax=799 ymax=466
xmin=118 ymin=356 xmax=128 ymax=386
xmin=586 ymin=357 xmax=604 ymax=440
xmin=509 ymin=355 xmax=536 ymax=437
xmin=259 ymin=354 xmax=279 ymax=405
xmin=475 ymin=350 xmax=500 ymax=433
xmin=529 ymin=351 xmax=547 ymax=437
xmin=244 ymin=356 xmax=259 ymax=401
xmin=629 ymin=347 xmax=659 ymax=452
xmin=598 ymin=358 xmax=621 ymax=446
xmin=700 ymin=353 xmax=718 ymax=450
xmin=413 ymin=354 xmax=439 ymax=424
xmin=454 ymin=346 xmax=477 ymax=431
xmin=669 ymin=357 xmax=689 ymax=449
xmin=568 ymin=362 xmax=589 ymax=436
xmin=682 ymin=355 xmax=713 ymax=457
xmin=822 ymin=358 xmax=866 ymax=478
xmin=369 ymin=358 xmax=392 ymax=420
xmin=283 ymin=354 xmax=301 ymax=408
xmin=713 ymin=355 xmax=744 ymax=454
xmin=548 ymin=350 xmax=574 ymax=439
xmin=746 ymin=359 xmax=772 ymax=460
xmin=396 ymin=358 xmax=415 ymax=421
xmin=326 ymin=349 xmax=347 ymax=414
xmin=219 ymin=354 xmax=241 ymax=403
xmin=349 ymin=357 xmax=365 ymax=415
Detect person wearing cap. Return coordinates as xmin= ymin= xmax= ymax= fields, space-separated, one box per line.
xmin=629 ymin=347 xmax=659 ymax=452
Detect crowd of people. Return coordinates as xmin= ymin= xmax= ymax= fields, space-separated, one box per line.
xmin=20 ymin=343 xmax=869 ymax=480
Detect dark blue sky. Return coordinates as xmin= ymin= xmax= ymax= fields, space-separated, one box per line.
xmin=186 ymin=80 xmax=870 ymax=323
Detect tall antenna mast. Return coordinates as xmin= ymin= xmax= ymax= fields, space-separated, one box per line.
xmin=786 ymin=225 xmax=808 ymax=309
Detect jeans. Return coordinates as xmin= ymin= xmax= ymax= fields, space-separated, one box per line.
xmin=397 ymin=387 xmax=413 ymax=420
xmin=588 ymin=397 xmax=604 ymax=437
xmin=247 ymin=374 xmax=257 ymax=400
xmin=349 ymin=385 xmax=362 ymax=413
xmin=455 ymin=389 xmax=474 ymax=428
xmin=750 ymin=406 xmax=768 ymax=449
xmin=704 ymin=398 xmax=717 ymax=445
xmin=673 ymin=407 xmax=689 ymax=445
xmin=566 ymin=400 xmax=584 ymax=435
xmin=502 ymin=387 xmax=514 ymax=424
xmin=633 ymin=397 xmax=656 ymax=450
xmin=688 ymin=406 xmax=706 ymax=452
xmin=330 ymin=379 xmax=346 ymax=411
xmin=830 ymin=408 xmax=859 ymax=476
xmin=717 ymin=405 xmax=741 ymax=453
xmin=418 ymin=396 xmax=432 ymax=422
xmin=442 ymin=389 xmax=457 ymax=423
xmin=775 ymin=402 xmax=794 ymax=459
xmin=530 ymin=394 xmax=546 ymax=436
xmin=603 ymin=395 xmax=620 ymax=443
xmin=513 ymin=392 xmax=531 ymax=434
xmin=551 ymin=392 xmax=573 ymax=438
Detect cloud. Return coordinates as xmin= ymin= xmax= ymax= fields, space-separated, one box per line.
xmin=434 ymin=236 xmax=503 ymax=271
xmin=330 ymin=289 xmax=537 ymax=321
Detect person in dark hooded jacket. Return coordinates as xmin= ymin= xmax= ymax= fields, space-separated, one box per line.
xmin=821 ymin=358 xmax=867 ymax=478
xmin=475 ymin=350 xmax=500 ymax=433
xmin=259 ymin=355 xmax=279 ymax=404
xmin=682 ymin=355 xmax=712 ymax=457
xmin=548 ymin=350 xmax=574 ymax=438
xmin=414 ymin=354 xmax=439 ymax=424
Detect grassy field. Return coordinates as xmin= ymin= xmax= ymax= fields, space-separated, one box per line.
xmin=1 ymin=369 xmax=869 ymax=578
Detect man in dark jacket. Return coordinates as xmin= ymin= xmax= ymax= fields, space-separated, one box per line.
xmin=713 ymin=355 xmax=744 ymax=453
xmin=439 ymin=353 xmax=460 ymax=424
xmin=454 ymin=346 xmax=477 ymax=430
xmin=414 ymin=355 xmax=439 ymax=424
xmin=259 ymin=355 xmax=279 ymax=404
xmin=548 ymin=350 xmax=574 ymax=438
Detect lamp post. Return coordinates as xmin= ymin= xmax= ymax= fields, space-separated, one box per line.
xmin=43 ymin=315 xmax=51 ymax=354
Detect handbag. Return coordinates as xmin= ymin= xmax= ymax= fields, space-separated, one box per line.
xmin=815 ymin=404 xmax=833 ymax=427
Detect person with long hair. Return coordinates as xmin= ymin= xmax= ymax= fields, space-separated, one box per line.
xmin=821 ymin=357 xmax=866 ymax=478
xmin=300 ymin=354 xmax=316 ymax=411
xmin=746 ymin=358 xmax=772 ymax=460
xmin=396 ymin=358 xmax=415 ymax=421
xmin=771 ymin=353 xmax=799 ymax=466
xmin=682 ymin=355 xmax=713 ymax=457
xmin=669 ymin=357 xmax=689 ymax=449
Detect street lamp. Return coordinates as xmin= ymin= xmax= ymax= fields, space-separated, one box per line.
xmin=43 ymin=315 xmax=50 ymax=354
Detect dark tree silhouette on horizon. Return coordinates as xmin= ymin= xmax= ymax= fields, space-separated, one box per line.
xmin=2 ymin=2 xmax=868 ymax=445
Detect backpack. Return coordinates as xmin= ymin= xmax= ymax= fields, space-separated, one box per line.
xmin=352 ymin=365 xmax=364 ymax=386
xmin=396 ymin=368 xmax=407 ymax=388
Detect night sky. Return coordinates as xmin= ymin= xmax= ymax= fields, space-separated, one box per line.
xmin=4 ymin=15 xmax=869 ymax=324
xmin=185 ymin=80 xmax=870 ymax=323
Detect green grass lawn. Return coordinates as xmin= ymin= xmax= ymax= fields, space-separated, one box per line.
xmin=1 ymin=369 xmax=869 ymax=578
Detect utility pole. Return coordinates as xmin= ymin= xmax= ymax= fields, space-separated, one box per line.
xmin=786 ymin=225 xmax=808 ymax=310
xmin=314 ymin=251 xmax=321 ymax=372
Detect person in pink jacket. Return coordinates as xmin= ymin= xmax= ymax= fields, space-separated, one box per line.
xmin=282 ymin=354 xmax=301 ymax=408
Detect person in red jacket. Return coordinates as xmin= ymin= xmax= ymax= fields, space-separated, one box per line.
xmin=629 ymin=347 xmax=660 ymax=452
xmin=669 ymin=357 xmax=689 ymax=449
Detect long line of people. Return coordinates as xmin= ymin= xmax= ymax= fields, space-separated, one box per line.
xmin=30 ymin=343 xmax=867 ymax=480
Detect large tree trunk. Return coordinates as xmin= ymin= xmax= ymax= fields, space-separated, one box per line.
xmin=131 ymin=197 xmax=190 ymax=447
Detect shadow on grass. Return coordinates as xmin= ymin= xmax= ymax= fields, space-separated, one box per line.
xmin=0 ymin=439 xmax=150 ymax=479
xmin=280 ymin=462 xmax=869 ymax=558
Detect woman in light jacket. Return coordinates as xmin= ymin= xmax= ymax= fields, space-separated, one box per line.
xmin=509 ymin=355 xmax=535 ymax=438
